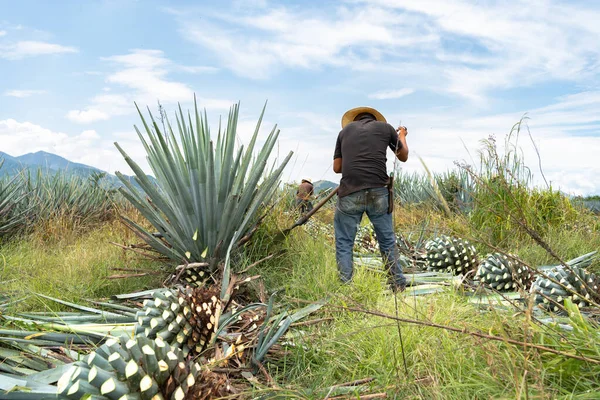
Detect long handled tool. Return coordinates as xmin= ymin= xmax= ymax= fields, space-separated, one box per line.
xmin=276 ymin=186 xmax=339 ymax=238
xmin=392 ymin=121 xmax=409 ymax=379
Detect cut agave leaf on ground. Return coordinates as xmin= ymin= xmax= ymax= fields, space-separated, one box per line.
xmin=536 ymin=251 xmax=598 ymax=271
xmin=403 ymin=284 xmax=447 ymax=296
xmin=286 ymin=301 xmax=324 ymax=324
xmin=0 ymin=348 xmax=51 ymax=372
xmin=0 ymin=329 xmax=99 ymax=345
xmin=406 ymin=273 xmax=455 ymax=285
xmin=25 ymin=365 xmax=74 ymax=385
xmin=0 ymin=371 xmax=60 ymax=392
xmin=16 ymin=313 xmax=134 ymax=324
xmin=409 ymin=272 xmax=449 ymax=278
xmin=110 ymin=288 xmax=164 ymax=300
xmin=34 ymin=294 xmax=124 ymax=318
xmin=467 ymin=292 xmax=523 ymax=305
xmin=355 ymin=257 xmax=383 ymax=266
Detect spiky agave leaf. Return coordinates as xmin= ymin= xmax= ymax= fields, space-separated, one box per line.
xmin=0 ymin=161 xmax=27 ymax=238
xmin=425 ymin=235 xmax=478 ymax=275
xmin=396 ymin=220 xmax=429 ymax=270
xmin=531 ymin=264 xmax=600 ymax=313
xmin=114 ymin=99 xmax=293 ymax=269
xmin=476 ymin=253 xmax=534 ymax=291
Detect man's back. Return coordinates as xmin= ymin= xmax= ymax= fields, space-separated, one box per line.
xmin=334 ymin=118 xmax=399 ymax=197
xmin=297 ymin=181 xmax=313 ymax=200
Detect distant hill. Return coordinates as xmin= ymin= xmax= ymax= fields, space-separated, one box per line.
xmin=0 ymin=150 xmax=145 ymax=189
xmin=15 ymin=151 xmax=101 ymax=174
xmin=0 ymin=151 xmax=338 ymax=195
xmin=0 ymin=152 xmax=22 ymax=174
xmin=313 ymin=180 xmax=337 ymax=193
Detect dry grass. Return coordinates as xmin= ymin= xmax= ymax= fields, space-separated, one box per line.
xmin=0 ymin=210 xmax=164 ymax=311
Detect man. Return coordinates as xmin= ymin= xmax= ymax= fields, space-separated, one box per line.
xmin=333 ymin=106 xmax=409 ymax=291
xmin=295 ymin=178 xmax=314 ymax=214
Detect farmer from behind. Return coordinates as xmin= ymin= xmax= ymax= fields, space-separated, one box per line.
xmin=333 ymin=106 xmax=409 ymax=291
xmin=295 ymin=178 xmax=314 ymax=214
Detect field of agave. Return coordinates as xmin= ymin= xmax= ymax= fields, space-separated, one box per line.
xmin=1 ymin=100 xmax=600 ymax=399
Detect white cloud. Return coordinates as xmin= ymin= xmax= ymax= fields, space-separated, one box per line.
xmin=176 ymin=65 xmax=219 ymax=74
xmin=0 ymin=31 xmax=6 ymax=37
xmin=0 ymin=119 xmax=146 ymax=175
xmin=355 ymin=0 xmax=600 ymax=100
xmin=175 ymin=0 xmax=600 ymax=101
xmin=0 ymin=40 xmax=77 ymax=60
xmin=232 ymin=0 xmax=268 ymax=9
xmin=368 ymin=88 xmax=414 ymax=100
xmin=180 ymin=7 xmax=437 ymax=79
xmin=4 ymin=89 xmax=46 ymax=98
xmin=66 ymin=109 xmax=110 ymax=124
xmin=102 ymin=50 xmax=193 ymax=104
xmin=79 ymin=130 xmax=100 ymax=140
xmin=68 ymin=49 xmax=230 ymax=123
xmin=0 ymin=120 xmax=96 ymax=160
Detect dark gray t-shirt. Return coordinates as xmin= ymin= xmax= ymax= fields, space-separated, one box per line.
xmin=333 ymin=118 xmax=401 ymax=198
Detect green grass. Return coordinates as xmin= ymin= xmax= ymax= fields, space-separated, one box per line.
xmin=2 ymin=193 xmax=598 ymax=398
xmin=250 ymin=204 xmax=600 ymax=399
xmin=0 ymin=217 xmax=164 ymax=311
xmin=2 ymin=145 xmax=600 ymax=398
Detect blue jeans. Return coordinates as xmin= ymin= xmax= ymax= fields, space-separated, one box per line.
xmin=334 ymin=187 xmax=406 ymax=287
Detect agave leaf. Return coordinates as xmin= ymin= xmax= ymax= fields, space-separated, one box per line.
xmin=211 ymin=303 xmax=266 ymax=346
xmin=252 ymin=299 xmax=322 ymax=365
xmin=287 ymin=302 xmax=324 ymax=323
xmin=220 ymin=237 xmax=237 ymax=302
xmin=115 ymin=99 xmax=292 ymax=269
xmin=25 ymin=365 xmax=73 ymax=385
xmin=34 ymin=294 xmax=122 ymax=318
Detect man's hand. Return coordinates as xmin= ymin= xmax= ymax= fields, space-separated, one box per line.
xmin=394 ymin=126 xmax=409 ymax=162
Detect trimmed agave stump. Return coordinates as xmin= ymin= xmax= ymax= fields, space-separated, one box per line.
xmin=476 ymin=253 xmax=535 ymax=291
xmin=531 ymin=265 xmax=600 ymax=313
xmin=425 ymin=235 xmax=479 ymax=275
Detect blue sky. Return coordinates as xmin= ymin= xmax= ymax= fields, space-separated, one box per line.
xmin=1 ymin=0 xmax=600 ymax=194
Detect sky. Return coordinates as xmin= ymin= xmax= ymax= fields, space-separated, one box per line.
xmin=1 ymin=0 xmax=600 ymax=195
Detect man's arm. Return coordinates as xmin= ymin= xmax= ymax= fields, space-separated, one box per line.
xmin=333 ymin=132 xmax=342 ymax=173
xmin=333 ymin=158 xmax=342 ymax=173
xmin=394 ymin=126 xmax=409 ymax=162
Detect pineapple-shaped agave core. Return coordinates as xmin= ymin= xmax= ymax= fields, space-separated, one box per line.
xmin=477 ymin=253 xmax=535 ymax=291
xmin=135 ymin=286 xmax=222 ymax=356
xmin=531 ymin=265 xmax=599 ymax=312
xmin=425 ymin=235 xmax=478 ymax=275
xmin=56 ymin=335 xmax=219 ymax=400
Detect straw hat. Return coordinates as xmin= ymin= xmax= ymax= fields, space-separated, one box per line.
xmin=341 ymin=106 xmax=386 ymax=128
xmin=301 ymin=178 xmax=312 ymax=184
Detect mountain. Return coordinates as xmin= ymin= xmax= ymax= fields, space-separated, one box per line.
xmin=313 ymin=180 xmax=337 ymax=193
xmin=15 ymin=151 xmax=101 ymax=175
xmin=1 ymin=151 xmax=337 ymax=195
xmin=0 ymin=152 xmax=22 ymax=174
xmin=0 ymin=150 xmax=144 ymax=188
